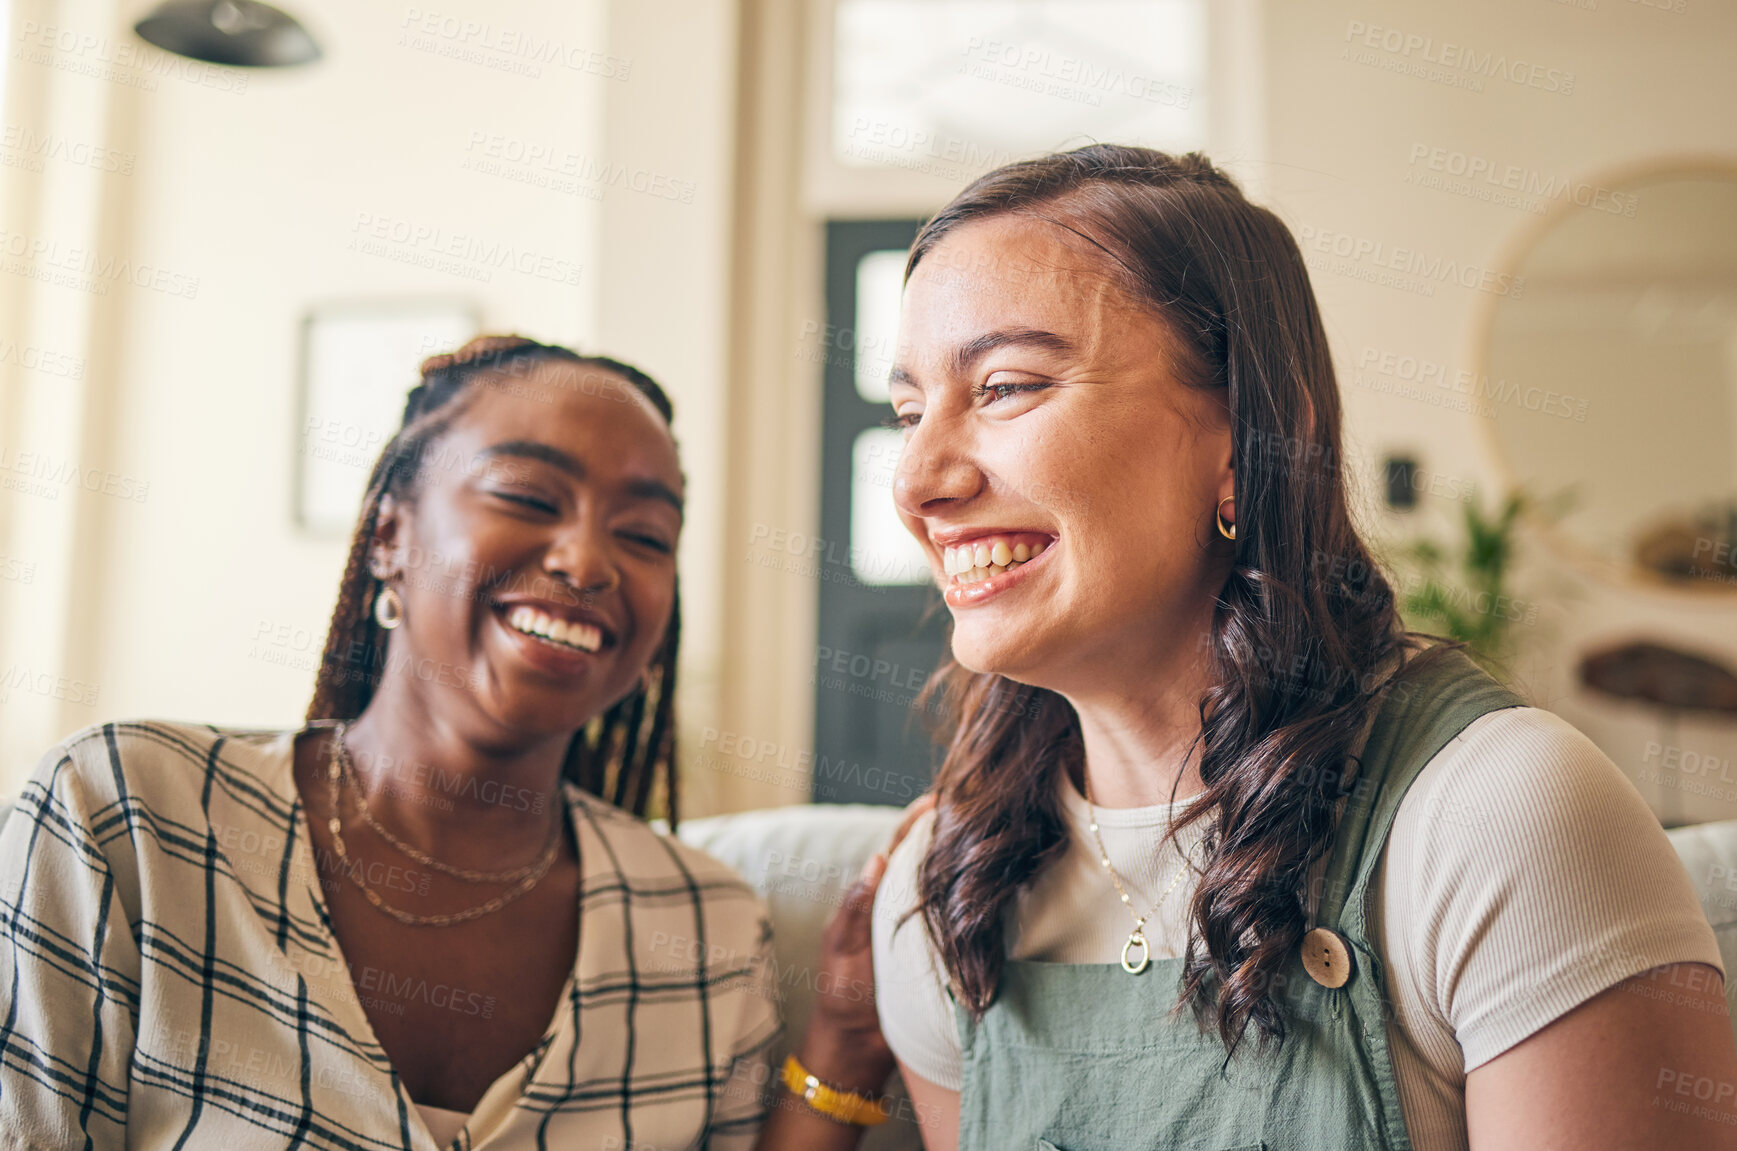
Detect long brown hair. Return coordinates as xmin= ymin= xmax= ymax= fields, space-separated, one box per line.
xmin=912 ymin=146 xmax=1448 ymax=1057
xmin=304 ymin=335 xmax=684 ymax=823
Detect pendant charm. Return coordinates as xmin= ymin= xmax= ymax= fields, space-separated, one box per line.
xmin=1121 ymin=929 xmax=1151 ymax=975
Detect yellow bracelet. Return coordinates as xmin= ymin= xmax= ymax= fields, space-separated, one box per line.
xmin=781 ymin=1054 xmax=891 ymax=1126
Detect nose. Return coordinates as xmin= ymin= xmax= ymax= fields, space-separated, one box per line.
xmin=543 ymin=518 xmax=620 ymax=597
xmin=892 ymin=413 xmax=984 ymax=519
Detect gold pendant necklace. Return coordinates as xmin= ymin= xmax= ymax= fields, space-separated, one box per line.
xmin=319 ymin=721 xmax=562 ymax=928
xmin=332 ymin=722 xmax=557 ymax=883
xmin=1083 ymin=772 xmax=1196 ymax=975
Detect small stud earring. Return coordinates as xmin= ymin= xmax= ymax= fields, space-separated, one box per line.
xmin=374 ymin=585 xmax=404 ymax=630
xmin=1216 ymin=495 xmax=1237 ymax=541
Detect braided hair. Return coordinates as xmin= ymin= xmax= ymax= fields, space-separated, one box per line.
xmin=304 ymin=334 xmax=684 ymax=824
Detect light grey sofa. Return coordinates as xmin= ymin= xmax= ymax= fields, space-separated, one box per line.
xmin=4 ymin=798 xmax=1736 ymax=1150
xmin=673 ymin=804 xmax=921 ymax=1149
xmin=1650 ymin=818 xmax=1737 ymax=1019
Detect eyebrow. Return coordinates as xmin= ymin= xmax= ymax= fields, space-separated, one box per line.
xmin=949 ymin=327 xmax=1078 ymax=377
xmin=476 ymin=440 xmax=684 ymax=513
xmin=887 ymin=327 xmax=1079 ymax=393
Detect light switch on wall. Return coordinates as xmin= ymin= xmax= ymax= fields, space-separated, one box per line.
xmin=1384 ymin=454 xmax=1419 ymax=512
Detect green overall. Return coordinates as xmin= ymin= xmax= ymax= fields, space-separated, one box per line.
xmin=955 ymin=649 xmax=1523 ymax=1151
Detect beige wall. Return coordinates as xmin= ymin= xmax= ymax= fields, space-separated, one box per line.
xmin=596 ymin=0 xmax=740 ymax=815
xmin=1255 ymin=0 xmax=1737 ymax=820
xmin=2 ymin=0 xmax=1733 ymax=820
xmin=0 ymin=0 xmax=742 ymax=796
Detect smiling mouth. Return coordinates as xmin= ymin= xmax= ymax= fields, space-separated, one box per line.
xmin=941 ymin=534 xmax=1051 ymax=585
xmin=503 ymin=606 xmax=604 ymax=653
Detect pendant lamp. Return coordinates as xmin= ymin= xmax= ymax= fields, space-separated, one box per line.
xmin=134 ymin=0 xmax=321 ymax=68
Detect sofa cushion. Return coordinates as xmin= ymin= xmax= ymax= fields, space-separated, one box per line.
xmin=1664 ymin=818 xmax=1737 ymax=1016
xmin=675 ymin=803 xmax=919 ymax=1149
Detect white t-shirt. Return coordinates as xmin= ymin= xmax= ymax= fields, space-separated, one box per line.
xmin=872 ymin=707 xmax=1725 ymax=1150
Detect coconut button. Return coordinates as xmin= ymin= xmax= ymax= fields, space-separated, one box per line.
xmin=1301 ymin=927 xmax=1354 ymax=988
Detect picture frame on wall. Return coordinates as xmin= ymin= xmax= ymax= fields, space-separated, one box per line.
xmin=294 ymin=300 xmax=479 ymax=535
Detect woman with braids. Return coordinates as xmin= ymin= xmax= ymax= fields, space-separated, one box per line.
xmin=870 ymin=145 xmax=1737 ymax=1150
xmin=0 ymin=336 xmax=908 ymax=1150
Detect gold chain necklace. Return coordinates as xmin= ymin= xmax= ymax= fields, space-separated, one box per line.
xmin=1082 ymin=771 xmax=1196 ymax=975
xmin=321 ymin=723 xmax=561 ymax=928
xmin=332 ymin=723 xmax=558 ymax=884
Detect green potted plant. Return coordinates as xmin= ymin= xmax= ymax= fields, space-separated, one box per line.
xmin=1386 ymin=488 xmax=1569 ymax=674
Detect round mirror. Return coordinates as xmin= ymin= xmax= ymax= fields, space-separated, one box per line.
xmin=1482 ymin=161 xmax=1737 ymax=592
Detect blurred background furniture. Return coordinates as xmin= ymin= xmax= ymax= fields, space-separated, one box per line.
xmin=1580 ymin=641 xmax=1737 ymax=827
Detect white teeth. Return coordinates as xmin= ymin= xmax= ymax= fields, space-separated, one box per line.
xmin=504 ymin=607 xmax=603 ymax=653
xmin=957 ymin=563 xmax=1014 ymax=584
xmin=938 ymin=536 xmax=1053 ymax=583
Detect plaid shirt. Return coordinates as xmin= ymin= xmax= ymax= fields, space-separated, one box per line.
xmin=0 ymin=721 xmax=781 ymax=1150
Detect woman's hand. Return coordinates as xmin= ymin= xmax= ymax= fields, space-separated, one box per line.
xmin=807 ymin=793 xmax=937 ymax=1066
xmin=753 ymin=793 xmax=937 ymax=1150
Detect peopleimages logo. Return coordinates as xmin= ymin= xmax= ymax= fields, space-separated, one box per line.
xmin=346 ymin=212 xmax=582 ymax=286
xmin=0 ymin=227 xmax=200 ymax=299
xmin=460 ymin=132 xmax=697 ymax=204
xmin=1295 ymin=224 xmax=1525 ymax=297
xmin=1406 ymin=144 xmax=1640 ymax=218
xmin=0 ymin=338 xmax=84 ymax=379
xmin=13 ymin=21 xmax=249 ymax=93
xmin=398 ymin=9 xmax=630 ymax=80
xmin=959 ymin=37 xmax=1193 ymax=109
xmin=0 ymin=448 xmax=150 ymax=501
xmin=840 ymin=118 xmax=1022 ymax=182
xmin=0 ymin=126 xmax=135 ymax=174
xmin=1342 ymin=20 xmax=1576 ymax=95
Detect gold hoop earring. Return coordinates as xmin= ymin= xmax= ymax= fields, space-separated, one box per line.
xmin=1216 ymin=495 xmax=1236 ymax=541
xmin=374 ymin=585 xmax=404 ymax=630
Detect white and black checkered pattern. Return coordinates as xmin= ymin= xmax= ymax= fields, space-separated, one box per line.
xmin=0 ymin=721 xmax=781 ymax=1150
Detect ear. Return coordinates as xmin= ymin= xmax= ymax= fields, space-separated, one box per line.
xmin=368 ymin=492 xmax=405 ymax=579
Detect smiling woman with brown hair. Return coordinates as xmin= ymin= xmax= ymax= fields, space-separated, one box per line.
xmin=870 ymin=146 xmax=1737 ymax=1151
xmin=0 ymin=336 xmax=901 ymax=1150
